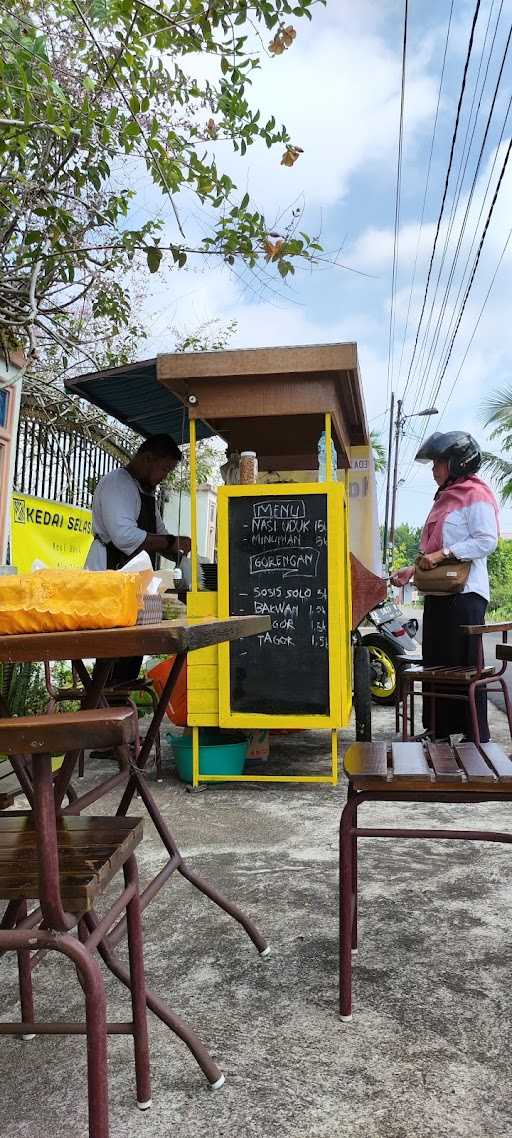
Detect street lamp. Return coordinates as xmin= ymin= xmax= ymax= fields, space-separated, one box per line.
xmin=382 ymin=398 xmax=438 ymax=565
xmin=403 ymin=407 xmax=438 ymax=419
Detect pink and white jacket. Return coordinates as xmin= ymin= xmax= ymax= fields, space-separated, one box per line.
xmin=420 ymin=475 xmax=499 ymax=600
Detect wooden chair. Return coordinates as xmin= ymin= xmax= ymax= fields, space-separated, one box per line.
xmin=44 ymin=660 xmax=163 ymax=779
xmin=0 ymin=707 xmax=151 ymax=1138
xmin=340 ymin=739 xmax=512 ymax=1021
xmin=398 ymin=621 xmax=512 ymax=744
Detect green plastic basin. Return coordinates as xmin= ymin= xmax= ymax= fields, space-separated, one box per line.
xmin=169 ymin=729 xmax=247 ymax=783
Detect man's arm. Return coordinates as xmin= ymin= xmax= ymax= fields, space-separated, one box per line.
xmin=135 ymin=533 xmax=191 ymax=559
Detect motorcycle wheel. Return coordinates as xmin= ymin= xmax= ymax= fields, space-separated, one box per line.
xmin=361 ymin=633 xmax=400 ymax=706
xmin=353 ymin=643 xmax=372 ymax=741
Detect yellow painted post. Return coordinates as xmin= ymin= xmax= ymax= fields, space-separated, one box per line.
xmin=189 ymin=417 xmax=198 ymax=593
xmin=327 ymin=416 xmax=339 ymax=780
xmin=331 ymin=728 xmax=338 ymax=784
xmin=192 ymin=725 xmax=200 ymax=788
xmin=325 ymin=411 xmax=333 ymax=481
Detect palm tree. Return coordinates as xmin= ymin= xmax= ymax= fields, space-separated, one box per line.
xmin=481 ymin=387 xmax=512 ymax=501
xmin=370 ymin=430 xmax=387 ymax=472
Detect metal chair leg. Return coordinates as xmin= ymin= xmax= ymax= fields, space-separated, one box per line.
xmin=146 ymin=687 xmax=163 ymax=780
xmin=79 ymin=946 xmax=109 ymax=1138
xmin=124 ymin=857 xmax=152 ymax=1110
xmin=16 ymin=900 xmax=35 ymax=1039
xmin=339 ymin=796 xmax=355 ymax=1022
xmin=1 ymin=929 xmax=110 ymax=1138
xmin=468 ymin=681 xmax=481 ymax=744
xmin=84 ymin=908 xmax=225 ymax=1088
xmin=500 ymin=677 xmax=512 ymax=741
xmin=351 ymin=798 xmax=358 ymax=952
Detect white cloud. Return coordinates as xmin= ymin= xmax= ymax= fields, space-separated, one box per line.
xmin=198 ymin=3 xmax=439 ymax=216
xmin=131 ymin=4 xmax=512 ymax=530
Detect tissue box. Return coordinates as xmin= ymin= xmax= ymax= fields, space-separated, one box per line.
xmin=137 ymin=595 xmax=163 ymax=625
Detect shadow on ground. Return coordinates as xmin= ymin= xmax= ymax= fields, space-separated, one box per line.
xmin=1 ymin=699 xmax=512 ymax=1137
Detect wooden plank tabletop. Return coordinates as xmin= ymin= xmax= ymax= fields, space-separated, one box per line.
xmin=0 ymin=616 xmax=270 ymax=664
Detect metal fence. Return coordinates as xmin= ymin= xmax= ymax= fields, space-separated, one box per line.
xmin=14 ymin=417 xmax=120 ymax=510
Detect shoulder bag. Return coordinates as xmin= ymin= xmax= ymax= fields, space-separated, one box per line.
xmin=413 ymin=555 xmax=471 ymax=595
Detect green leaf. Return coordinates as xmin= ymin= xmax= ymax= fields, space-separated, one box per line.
xmin=146 ymin=246 xmax=163 ymax=273
xmin=124 ymin=120 xmax=141 ymax=140
xmin=240 ymin=191 xmax=250 ymax=209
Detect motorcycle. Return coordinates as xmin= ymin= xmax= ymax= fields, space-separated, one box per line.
xmin=359 ymin=597 xmax=421 ymax=706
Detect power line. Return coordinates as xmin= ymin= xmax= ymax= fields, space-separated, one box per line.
xmin=402 ymin=0 xmax=502 ymax=417
xmin=395 ymin=0 xmax=455 ymax=395
xmin=401 ymin=213 xmax=512 ymax=487
xmin=386 ymin=0 xmax=409 ymax=407
xmin=422 ymin=89 xmax=512 ymax=412
xmin=431 ymin=133 xmax=512 ymax=402
xmin=403 ymin=14 xmax=511 ymax=429
xmin=437 ymin=227 xmax=512 ymax=424
xmin=400 ymin=0 xmax=482 ymax=404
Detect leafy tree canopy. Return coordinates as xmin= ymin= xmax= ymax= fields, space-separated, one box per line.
xmin=0 ymin=0 xmax=324 ymax=356
xmin=383 ymin=522 xmax=422 ymax=571
xmin=481 ymin=386 xmax=512 ymax=502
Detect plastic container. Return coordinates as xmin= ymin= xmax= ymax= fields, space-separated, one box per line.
xmin=0 ymin=569 xmax=146 ymax=634
xmin=169 ymin=729 xmax=248 ymax=783
xmin=240 ymin=451 xmax=258 ymax=483
xmin=147 ymin=656 xmax=187 ymax=726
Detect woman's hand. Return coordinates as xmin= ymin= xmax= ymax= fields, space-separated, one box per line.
xmin=390 ymin=564 xmax=415 ymax=587
xmin=417 ymin=550 xmax=445 ymax=570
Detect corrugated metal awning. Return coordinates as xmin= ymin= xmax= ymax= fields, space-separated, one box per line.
xmin=64 ymin=358 xmax=215 ymax=444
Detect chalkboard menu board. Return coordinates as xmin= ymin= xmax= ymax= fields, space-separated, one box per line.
xmin=227 ymin=493 xmax=330 ymax=716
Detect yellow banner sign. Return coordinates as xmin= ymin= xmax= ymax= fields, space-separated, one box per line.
xmin=10 ymin=494 xmax=93 ymax=572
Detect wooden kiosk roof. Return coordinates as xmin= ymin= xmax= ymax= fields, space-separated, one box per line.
xmin=157 ymin=342 xmax=368 ymax=471
xmin=66 ymin=342 xmax=368 ymax=469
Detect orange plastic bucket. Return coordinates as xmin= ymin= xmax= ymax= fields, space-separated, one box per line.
xmin=147 ymin=657 xmax=188 ymax=727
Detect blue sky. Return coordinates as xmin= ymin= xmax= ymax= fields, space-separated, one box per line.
xmin=132 ymin=0 xmax=512 ymax=531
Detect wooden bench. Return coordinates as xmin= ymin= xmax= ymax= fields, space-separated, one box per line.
xmin=339 ymin=739 xmax=512 ymax=1022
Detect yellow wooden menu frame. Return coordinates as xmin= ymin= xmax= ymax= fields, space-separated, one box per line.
xmin=217 ymin=481 xmax=346 ymax=731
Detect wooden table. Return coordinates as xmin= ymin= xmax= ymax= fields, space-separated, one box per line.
xmin=340 ymin=738 xmax=512 ymax=1023
xmin=0 ymin=615 xmax=270 ymax=1087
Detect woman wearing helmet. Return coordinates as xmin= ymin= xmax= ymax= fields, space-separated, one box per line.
xmin=391 ymin=431 xmax=499 ymax=742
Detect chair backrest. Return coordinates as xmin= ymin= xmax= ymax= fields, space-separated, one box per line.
xmin=0 ymin=707 xmax=136 ymax=755
xmin=462 ymin=621 xmax=512 ymax=638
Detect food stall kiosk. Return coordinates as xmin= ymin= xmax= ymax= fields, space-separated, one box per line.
xmin=66 ymin=343 xmax=371 ymax=787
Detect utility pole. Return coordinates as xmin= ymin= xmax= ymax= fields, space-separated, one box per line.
xmin=387 ymin=400 xmax=439 ymax=571
xmin=388 ymin=397 xmax=403 ymax=569
xmin=382 ymin=391 xmax=395 ymax=565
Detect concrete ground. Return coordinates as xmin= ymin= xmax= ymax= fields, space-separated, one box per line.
xmin=2 ymin=700 xmax=512 ymax=1137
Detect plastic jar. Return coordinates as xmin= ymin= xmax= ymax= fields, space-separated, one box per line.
xmin=240 ymin=451 xmax=258 ymax=483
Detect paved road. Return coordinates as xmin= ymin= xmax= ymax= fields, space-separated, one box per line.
xmin=403 ymin=607 xmax=510 ymax=711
